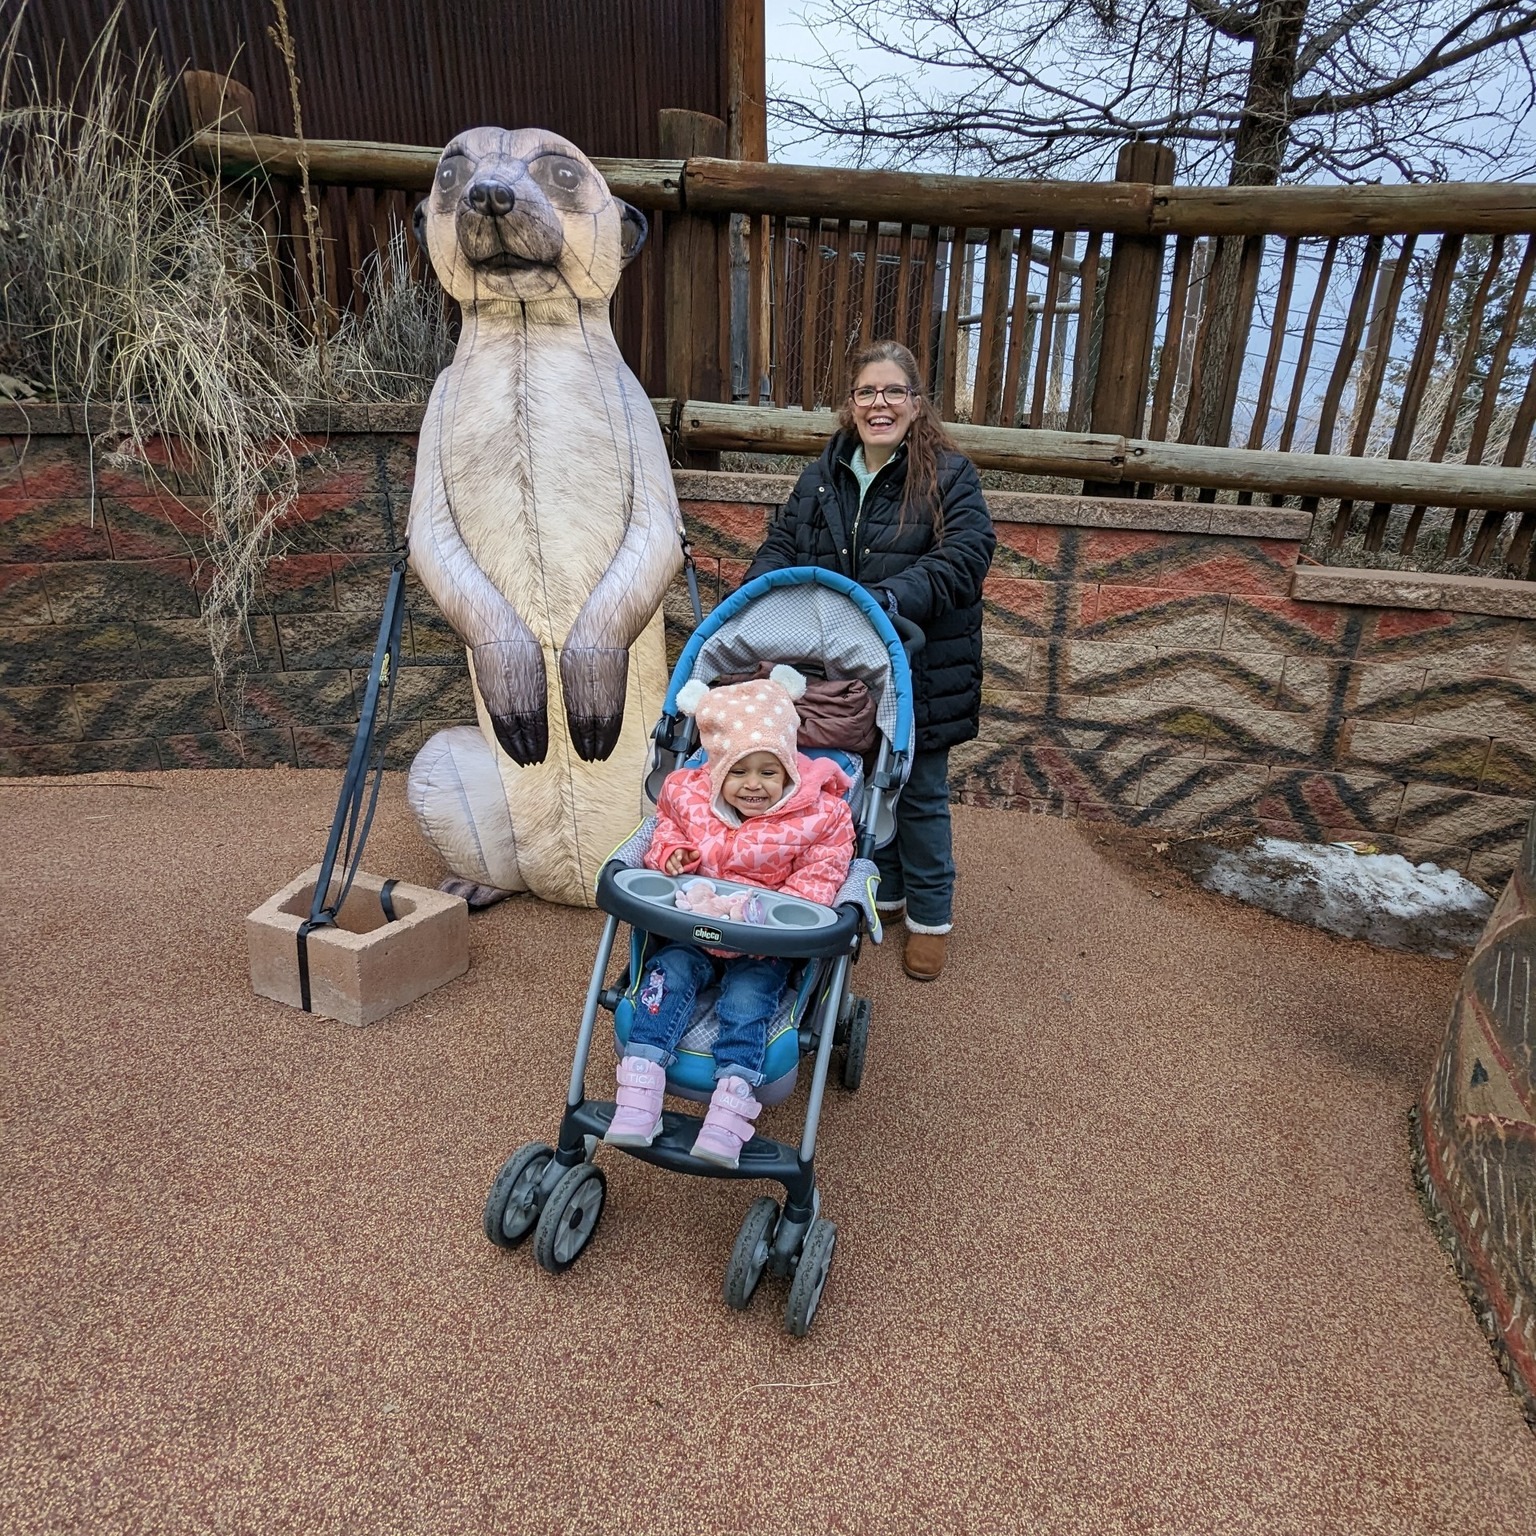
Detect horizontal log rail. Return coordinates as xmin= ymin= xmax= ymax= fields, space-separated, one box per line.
xmin=191 ymin=129 xmax=686 ymax=210
xmin=195 ymin=130 xmax=1536 ymax=234
xmin=653 ymin=399 xmax=1536 ymax=511
xmin=684 ymin=159 xmax=1536 ymax=235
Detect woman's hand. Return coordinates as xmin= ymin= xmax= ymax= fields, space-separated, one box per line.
xmin=664 ymin=847 xmax=696 ymax=876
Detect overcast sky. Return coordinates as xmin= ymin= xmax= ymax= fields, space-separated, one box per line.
xmin=764 ymin=3 xmax=839 ymax=165
xmin=761 ymin=1 xmax=1536 ymax=182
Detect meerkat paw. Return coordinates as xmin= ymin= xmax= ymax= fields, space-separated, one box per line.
xmin=559 ymin=646 xmax=629 ymax=762
xmin=472 ymin=639 xmax=550 ymax=765
xmin=440 ymin=877 xmax=514 ymax=910
xmin=488 ymin=710 xmax=549 ymax=766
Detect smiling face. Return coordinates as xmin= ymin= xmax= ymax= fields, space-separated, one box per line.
xmin=850 ymin=358 xmax=921 ymax=463
xmin=721 ymin=750 xmax=789 ymax=817
xmin=422 ymin=126 xmax=646 ymax=306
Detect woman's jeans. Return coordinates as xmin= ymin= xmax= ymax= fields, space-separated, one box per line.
xmin=874 ymin=747 xmax=955 ymax=929
xmin=625 ymin=944 xmax=792 ymax=1087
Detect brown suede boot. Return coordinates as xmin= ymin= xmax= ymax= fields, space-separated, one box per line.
xmin=902 ymin=930 xmax=948 ymax=981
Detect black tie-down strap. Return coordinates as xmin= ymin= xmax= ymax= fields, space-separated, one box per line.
xmin=680 ymin=528 xmax=704 ymax=625
xmin=297 ymin=551 xmax=410 ymax=1013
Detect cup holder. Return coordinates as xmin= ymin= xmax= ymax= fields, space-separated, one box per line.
xmin=625 ymin=872 xmax=677 ymax=903
xmin=769 ymin=902 xmax=820 ymax=928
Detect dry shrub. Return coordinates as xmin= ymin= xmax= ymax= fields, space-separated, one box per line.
xmin=305 ymin=227 xmax=455 ymax=402
xmin=0 ymin=14 xmax=302 ymax=699
xmin=0 ymin=14 xmax=450 ymax=700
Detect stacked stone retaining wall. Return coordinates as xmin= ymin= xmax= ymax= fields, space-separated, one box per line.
xmin=3 ymin=406 xmax=1534 ymax=884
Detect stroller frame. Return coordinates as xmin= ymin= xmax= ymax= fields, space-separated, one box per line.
xmin=483 ymin=569 xmax=917 ymax=1334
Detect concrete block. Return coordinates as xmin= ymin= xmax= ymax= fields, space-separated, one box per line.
xmin=1089 ymin=586 xmax=1229 ymax=647
xmin=1482 ymin=740 xmax=1536 ymax=797
xmin=0 ymin=736 xmax=160 ymax=775
xmin=0 ymin=498 xmax=113 ymax=561
xmin=1292 ymin=564 xmax=1536 ymax=619
xmin=1291 ymin=566 xmax=1443 ymax=609
xmin=43 ymin=558 xmax=200 ymax=621
xmin=674 ymin=470 xmax=797 ymax=506
xmin=1398 ymin=783 xmax=1535 ymax=848
xmin=247 ymin=865 xmax=469 ymax=1027
xmin=367 ymin=402 xmax=427 ymax=434
xmin=1277 ymin=656 xmax=1424 ymax=719
xmin=1344 ymin=720 xmax=1491 ymax=788
xmin=1206 ymin=505 xmax=1313 ymax=539
xmin=0 ymin=622 xmax=144 ymax=686
xmin=0 ymin=685 xmax=81 ymax=744
xmin=73 ymin=677 xmax=223 ymax=739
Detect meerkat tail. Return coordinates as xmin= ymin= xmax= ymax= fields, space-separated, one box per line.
xmin=406 ymin=727 xmax=527 ymax=894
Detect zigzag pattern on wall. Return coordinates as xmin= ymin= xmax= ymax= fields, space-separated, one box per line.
xmin=679 ymin=505 xmax=1536 ymax=882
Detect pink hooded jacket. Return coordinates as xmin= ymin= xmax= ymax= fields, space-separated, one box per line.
xmin=646 ymin=753 xmax=855 ymax=908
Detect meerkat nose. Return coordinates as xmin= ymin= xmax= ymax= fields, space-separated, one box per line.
xmin=468 ymin=180 xmax=516 ymax=217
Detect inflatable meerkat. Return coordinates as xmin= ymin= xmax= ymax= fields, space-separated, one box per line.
xmin=404 ymin=127 xmax=682 ymax=908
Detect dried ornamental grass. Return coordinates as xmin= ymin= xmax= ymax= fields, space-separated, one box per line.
xmin=0 ymin=15 xmax=302 ymax=698
xmin=0 ymin=15 xmax=453 ymax=706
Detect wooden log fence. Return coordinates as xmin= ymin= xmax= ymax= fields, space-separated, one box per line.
xmin=654 ymin=399 xmax=1536 ymax=512
xmin=192 ymin=114 xmax=1536 ymax=580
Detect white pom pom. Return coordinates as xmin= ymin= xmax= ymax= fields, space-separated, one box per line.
xmin=770 ymin=664 xmax=807 ymax=701
xmin=676 ymin=679 xmax=708 ymax=715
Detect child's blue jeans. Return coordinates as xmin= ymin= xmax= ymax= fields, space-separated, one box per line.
xmin=625 ymin=945 xmax=792 ymax=1087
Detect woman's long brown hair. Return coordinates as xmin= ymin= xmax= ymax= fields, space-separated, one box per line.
xmin=837 ymin=341 xmax=956 ymax=535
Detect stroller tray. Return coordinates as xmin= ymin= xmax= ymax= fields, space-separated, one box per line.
xmin=610 ymin=867 xmax=837 ymax=930
xmin=597 ymin=862 xmax=858 ymax=958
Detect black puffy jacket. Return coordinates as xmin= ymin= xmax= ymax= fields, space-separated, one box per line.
xmin=743 ymin=430 xmax=996 ymax=753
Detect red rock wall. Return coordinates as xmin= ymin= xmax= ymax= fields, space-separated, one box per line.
xmin=4 ymin=422 xmax=1533 ymax=884
xmin=682 ymin=494 xmax=1536 ymax=885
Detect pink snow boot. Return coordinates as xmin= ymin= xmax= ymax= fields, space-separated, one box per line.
xmin=605 ymin=1056 xmax=666 ymax=1146
xmin=690 ymin=1075 xmax=763 ymax=1169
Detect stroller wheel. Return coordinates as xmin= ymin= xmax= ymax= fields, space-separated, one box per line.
xmin=839 ymin=996 xmax=871 ymax=1092
xmin=784 ymin=1219 xmax=837 ymax=1337
xmin=534 ymin=1162 xmax=608 ymax=1274
xmin=723 ymin=1196 xmax=780 ymax=1311
xmin=483 ymin=1141 xmax=554 ymax=1249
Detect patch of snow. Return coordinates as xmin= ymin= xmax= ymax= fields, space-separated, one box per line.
xmin=1198 ymin=837 xmax=1494 ymax=957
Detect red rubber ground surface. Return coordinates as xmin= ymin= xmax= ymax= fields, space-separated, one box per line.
xmin=2 ymin=771 xmax=1532 ymax=1535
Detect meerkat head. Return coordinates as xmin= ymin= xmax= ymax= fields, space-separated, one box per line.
xmin=415 ymin=126 xmax=646 ymax=306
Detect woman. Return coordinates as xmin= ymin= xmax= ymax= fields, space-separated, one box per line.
xmin=743 ymin=340 xmax=996 ymax=981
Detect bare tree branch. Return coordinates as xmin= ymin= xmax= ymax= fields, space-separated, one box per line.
xmin=1293 ymin=6 xmax=1536 ymax=117
xmin=770 ymin=0 xmax=1536 ymax=186
xmin=1188 ymin=0 xmax=1262 ymax=40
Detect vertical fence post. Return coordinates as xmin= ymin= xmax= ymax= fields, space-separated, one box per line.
xmin=660 ymin=109 xmax=728 ymax=468
xmin=182 ymin=70 xmax=286 ymax=315
xmin=1085 ymin=141 xmax=1176 ymax=494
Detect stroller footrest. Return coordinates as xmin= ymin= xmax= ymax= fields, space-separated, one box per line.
xmin=566 ymin=1100 xmax=813 ymax=1195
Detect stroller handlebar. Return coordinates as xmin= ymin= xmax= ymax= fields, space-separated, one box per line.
xmin=889 ymin=612 xmax=925 ymax=658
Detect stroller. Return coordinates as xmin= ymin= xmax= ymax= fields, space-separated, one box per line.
xmin=481 ymin=567 xmax=917 ymax=1335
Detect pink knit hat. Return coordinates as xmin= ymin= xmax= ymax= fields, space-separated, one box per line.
xmin=676 ymin=665 xmax=808 ymax=802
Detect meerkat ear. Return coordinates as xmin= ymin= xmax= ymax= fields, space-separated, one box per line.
xmin=617 ymin=202 xmax=648 ymax=266
xmin=412 ymin=199 xmax=430 ymax=256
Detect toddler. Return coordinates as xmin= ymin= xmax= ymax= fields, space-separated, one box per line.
xmin=605 ymin=665 xmax=855 ymax=1167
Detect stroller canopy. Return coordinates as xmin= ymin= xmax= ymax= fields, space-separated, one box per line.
xmin=665 ymin=568 xmax=914 ymax=753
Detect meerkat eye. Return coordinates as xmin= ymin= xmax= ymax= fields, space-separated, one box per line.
xmin=437 ymin=154 xmax=471 ymax=195
xmin=531 ymin=155 xmax=583 ymax=197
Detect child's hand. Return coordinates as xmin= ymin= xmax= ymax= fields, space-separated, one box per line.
xmin=664 ymin=848 xmax=696 ymax=876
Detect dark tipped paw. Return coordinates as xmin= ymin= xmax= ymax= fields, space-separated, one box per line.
xmin=568 ymin=712 xmax=624 ymax=762
xmin=490 ymin=711 xmax=549 ymax=765
xmin=559 ymin=646 xmax=630 ymax=763
xmin=472 ymin=639 xmax=548 ymax=764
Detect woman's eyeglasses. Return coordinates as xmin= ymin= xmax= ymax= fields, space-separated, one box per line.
xmin=851 ymin=385 xmax=913 ymax=406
